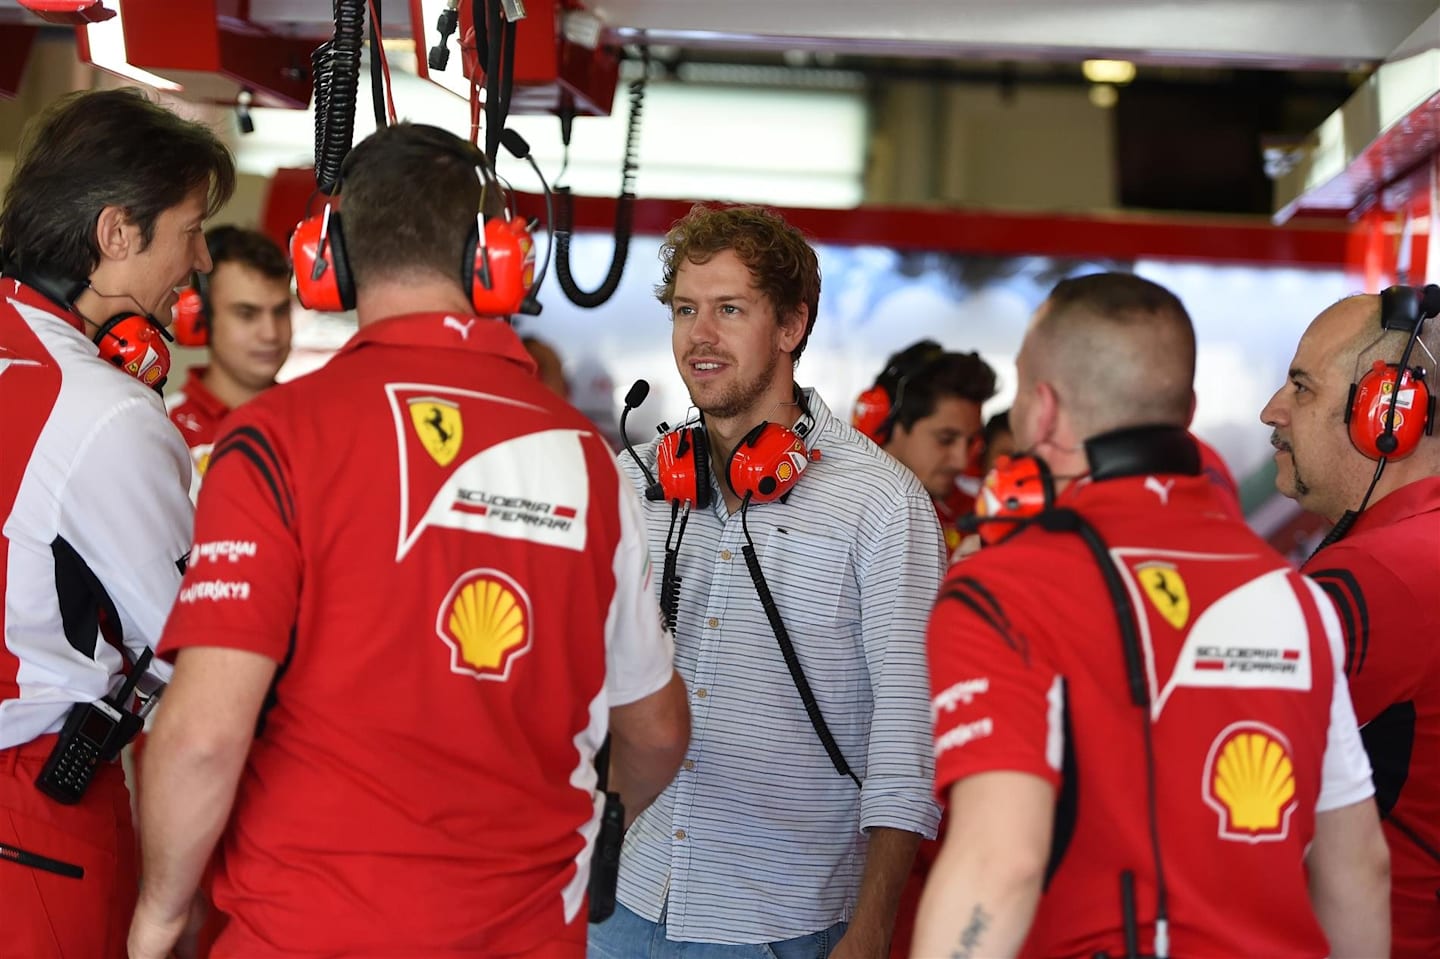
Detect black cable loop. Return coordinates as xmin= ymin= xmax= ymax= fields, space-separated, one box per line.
xmin=554 ymin=58 xmax=647 ymax=309
xmin=312 ymin=0 xmax=365 ymax=195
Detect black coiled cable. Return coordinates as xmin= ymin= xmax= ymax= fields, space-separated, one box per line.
xmin=312 ymin=0 xmax=365 ymax=195
xmin=554 ymin=63 xmax=646 ymax=309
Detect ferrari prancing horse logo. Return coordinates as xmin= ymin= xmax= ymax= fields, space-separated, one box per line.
xmin=408 ymin=397 xmax=463 ymax=467
xmin=1137 ymin=561 xmax=1190 ymax=630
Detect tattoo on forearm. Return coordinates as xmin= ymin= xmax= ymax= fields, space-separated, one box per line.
xmin=950 ymin=903 xmax=992 ymax=959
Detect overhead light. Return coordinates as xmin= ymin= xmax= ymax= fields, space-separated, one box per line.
xmin=1082 ymin=59 xmax=1136 ymax=86
xmin=1089 ymin=84 xmax=1119 ymax=109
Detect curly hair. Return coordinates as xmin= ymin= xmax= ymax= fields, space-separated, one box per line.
xmin=654 ymin=204 xmax=821 ymax=365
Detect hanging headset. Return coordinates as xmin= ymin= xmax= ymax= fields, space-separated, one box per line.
xmin=1343 ymin=283 xmax=1438 ymax=461
xmin=289 ymin=139 xmax=536 ymax=316
xmin=852 ymin=340 xmax=946 ymax=444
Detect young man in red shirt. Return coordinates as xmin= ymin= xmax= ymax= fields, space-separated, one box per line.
xmin=1262 ymin=286 xmax=1440 ymax=958
xmin=856 ymin=340 xmax=998 ymax=559
xmin=166 ymin=226 xmax=292 ymax=476
xmin=129 ymin=124 xmax=689 ymax=959
xmin=917 ymin=273 xmax=1389 ymax=958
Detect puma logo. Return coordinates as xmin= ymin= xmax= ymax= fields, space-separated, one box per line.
xmin=443 ymin=315 xmax=476 ymax=340
xmin=1144 ymin=476 xmax=1176 ymax=505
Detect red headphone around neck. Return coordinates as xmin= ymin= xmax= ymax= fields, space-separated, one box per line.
xmin=93 ymin=313 xmax=171 ymax=388
xmin=972 ymin=454 xmax=1055 ymax=545
xmin=652 ymin=417 xmax=820 ymax=509
xmin=1344 ymin=284 xmax=1438 ymax=461
xmin=9 ymin=267 xmax=171 ymax=389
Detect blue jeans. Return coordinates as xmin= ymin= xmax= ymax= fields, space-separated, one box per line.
xmin=588 ymin=902 xmax=847 ymax=959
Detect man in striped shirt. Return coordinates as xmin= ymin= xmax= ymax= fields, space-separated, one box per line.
xmin=591 ymin=205 xmax=944 ymax=958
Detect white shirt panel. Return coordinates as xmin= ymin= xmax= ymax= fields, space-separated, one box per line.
xmin=1 ymin=290 xmax=187 ymax=749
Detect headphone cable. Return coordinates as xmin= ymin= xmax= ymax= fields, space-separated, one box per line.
xmin=739 ymin=496 xmax=861 ymax=788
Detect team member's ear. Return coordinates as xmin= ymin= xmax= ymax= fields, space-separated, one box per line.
xmin=778 ymin=304 xmax=807 ymax=354
xmin=94 ymin=206 xmax=134 ymax=261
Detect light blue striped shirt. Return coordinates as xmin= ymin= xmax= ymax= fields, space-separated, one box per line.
xmin=614 ymin=389 xmax=944 ymax=944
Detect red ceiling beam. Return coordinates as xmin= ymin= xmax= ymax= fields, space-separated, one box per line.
xmin=514 ymin=193 xmax=1351 ymax=268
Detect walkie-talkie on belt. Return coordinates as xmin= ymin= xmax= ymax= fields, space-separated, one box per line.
xmin=35 ymin=648 xmax=152 ymax=805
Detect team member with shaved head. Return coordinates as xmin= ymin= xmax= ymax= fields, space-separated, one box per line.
xmin=1263 ymin=287 xmax=1440 ymax=957
xmin=917 ymin=273 xmax=1388 ymax=958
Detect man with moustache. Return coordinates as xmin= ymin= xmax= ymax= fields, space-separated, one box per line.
xmin=592 ymin=205 xmax=944 ymax=958
xmin=1262 ymin=286 xmax=1440 ymax=958
xmin=166 ymin=226 xmax=292 ymax=476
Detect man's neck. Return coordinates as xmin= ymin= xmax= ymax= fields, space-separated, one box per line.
xmin=1342 ymin=454 xmax=1440 ymax=519
xmin=201 ymin=365 xmax=267 ymax=411
xmin=355 ymin=278 xmax=478 ymax=328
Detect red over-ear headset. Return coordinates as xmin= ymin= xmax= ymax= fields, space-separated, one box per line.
xmin=973 ymin=454 xmax=1055 ymax=544
xmin=1343 ymin=284 xmax=1438 ymax=461
xmin=652 ymin=420 xmax=820 ymax=508
xmin=290 ymin=151 xmax=536 ymax=316
xmin=6 ymin=266 xmax=171 ymax=388
xmin=94 ymin=313 xmax=171 ymax=389
xmin=654 ymin=425 xmax=713 ymax=509
xmin=170 ymin=270 xmax=210 ymax=347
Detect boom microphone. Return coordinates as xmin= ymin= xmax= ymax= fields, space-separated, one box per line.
xmin=500 ymin=128 xmax=554 ymax=317
xmin=619 ymin=379 xmax=660 ymax=497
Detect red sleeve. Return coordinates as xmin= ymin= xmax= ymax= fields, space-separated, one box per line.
xmin=1307 ymin=543 xmax=1429 ymax=726
xmin=158 ymin=412 xmax=301 ymax=663
xmin=928 ymin=569 xmax=1060 ymax=797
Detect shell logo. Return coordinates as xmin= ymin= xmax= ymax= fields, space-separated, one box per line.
xmin=434 ymin=569 xmax=533 ymax=681
xmin=1202 ymin=721 xmax=1298 ymax=843
xmin=776 ymin=460 xmax=794 ymax=483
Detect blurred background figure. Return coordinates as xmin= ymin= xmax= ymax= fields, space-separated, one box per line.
xmin=167 ymin=226 xmax=292 ymax=476
xmin=980 ymin=409 xmax=1015 ymax=475
xmin=854 ymin=339 xmax=998 ymax=559
xmin=522 ymin=334 xmax=571 ymax=399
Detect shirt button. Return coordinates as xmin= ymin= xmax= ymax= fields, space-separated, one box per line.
xmin=683 ymin=759 xmax=695 ymax=771
xmin=720 ymin=549 xmax=732 ymax=560
xmin=696 ymin=688 xmax=708 ymax=699
xmin=674 ymin=829 xmax=687 ymax=840
xmin=707 ymin=617 xmax=719 ymax=628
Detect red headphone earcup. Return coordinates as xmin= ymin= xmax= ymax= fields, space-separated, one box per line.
xmin=852 ymin=385 xmax=893 ymax=444
xmin=1349 ymin=363 xmax=1429 ymax=460
xmin=656 ymin=427 xmax=712 ymax=509
xmin=469 ymin=217 xmax=536 ymax=316
xmin=290 ymin=210 xmax=354 ymax=313
xmin=728 ymin=423 xmax=812 ymax=503
xmin=171 ymin=287 xmax=208 ymax=347
xmin=976 ymin=454 xmax=1053 ymax=544
xmin=95 ymin=315 xmax=171 ymax=388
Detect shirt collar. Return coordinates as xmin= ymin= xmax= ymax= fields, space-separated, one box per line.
xmin=335 ymin=312 xmax=538 ymax=375
xmin=4 ymin=277 xmax=87 ymax=335
xmin=1350 ymin=475 xmax=1440 ymax=536
xmin=180 ymin=365 xmax=231 ymax=418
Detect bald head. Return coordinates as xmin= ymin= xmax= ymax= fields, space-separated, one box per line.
xmin=1022 ymin=273 xmax=1196 ymax=440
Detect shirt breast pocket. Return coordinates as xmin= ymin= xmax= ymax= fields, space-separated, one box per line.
xmin=758 ymin=529 xmax=854 ymax=635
